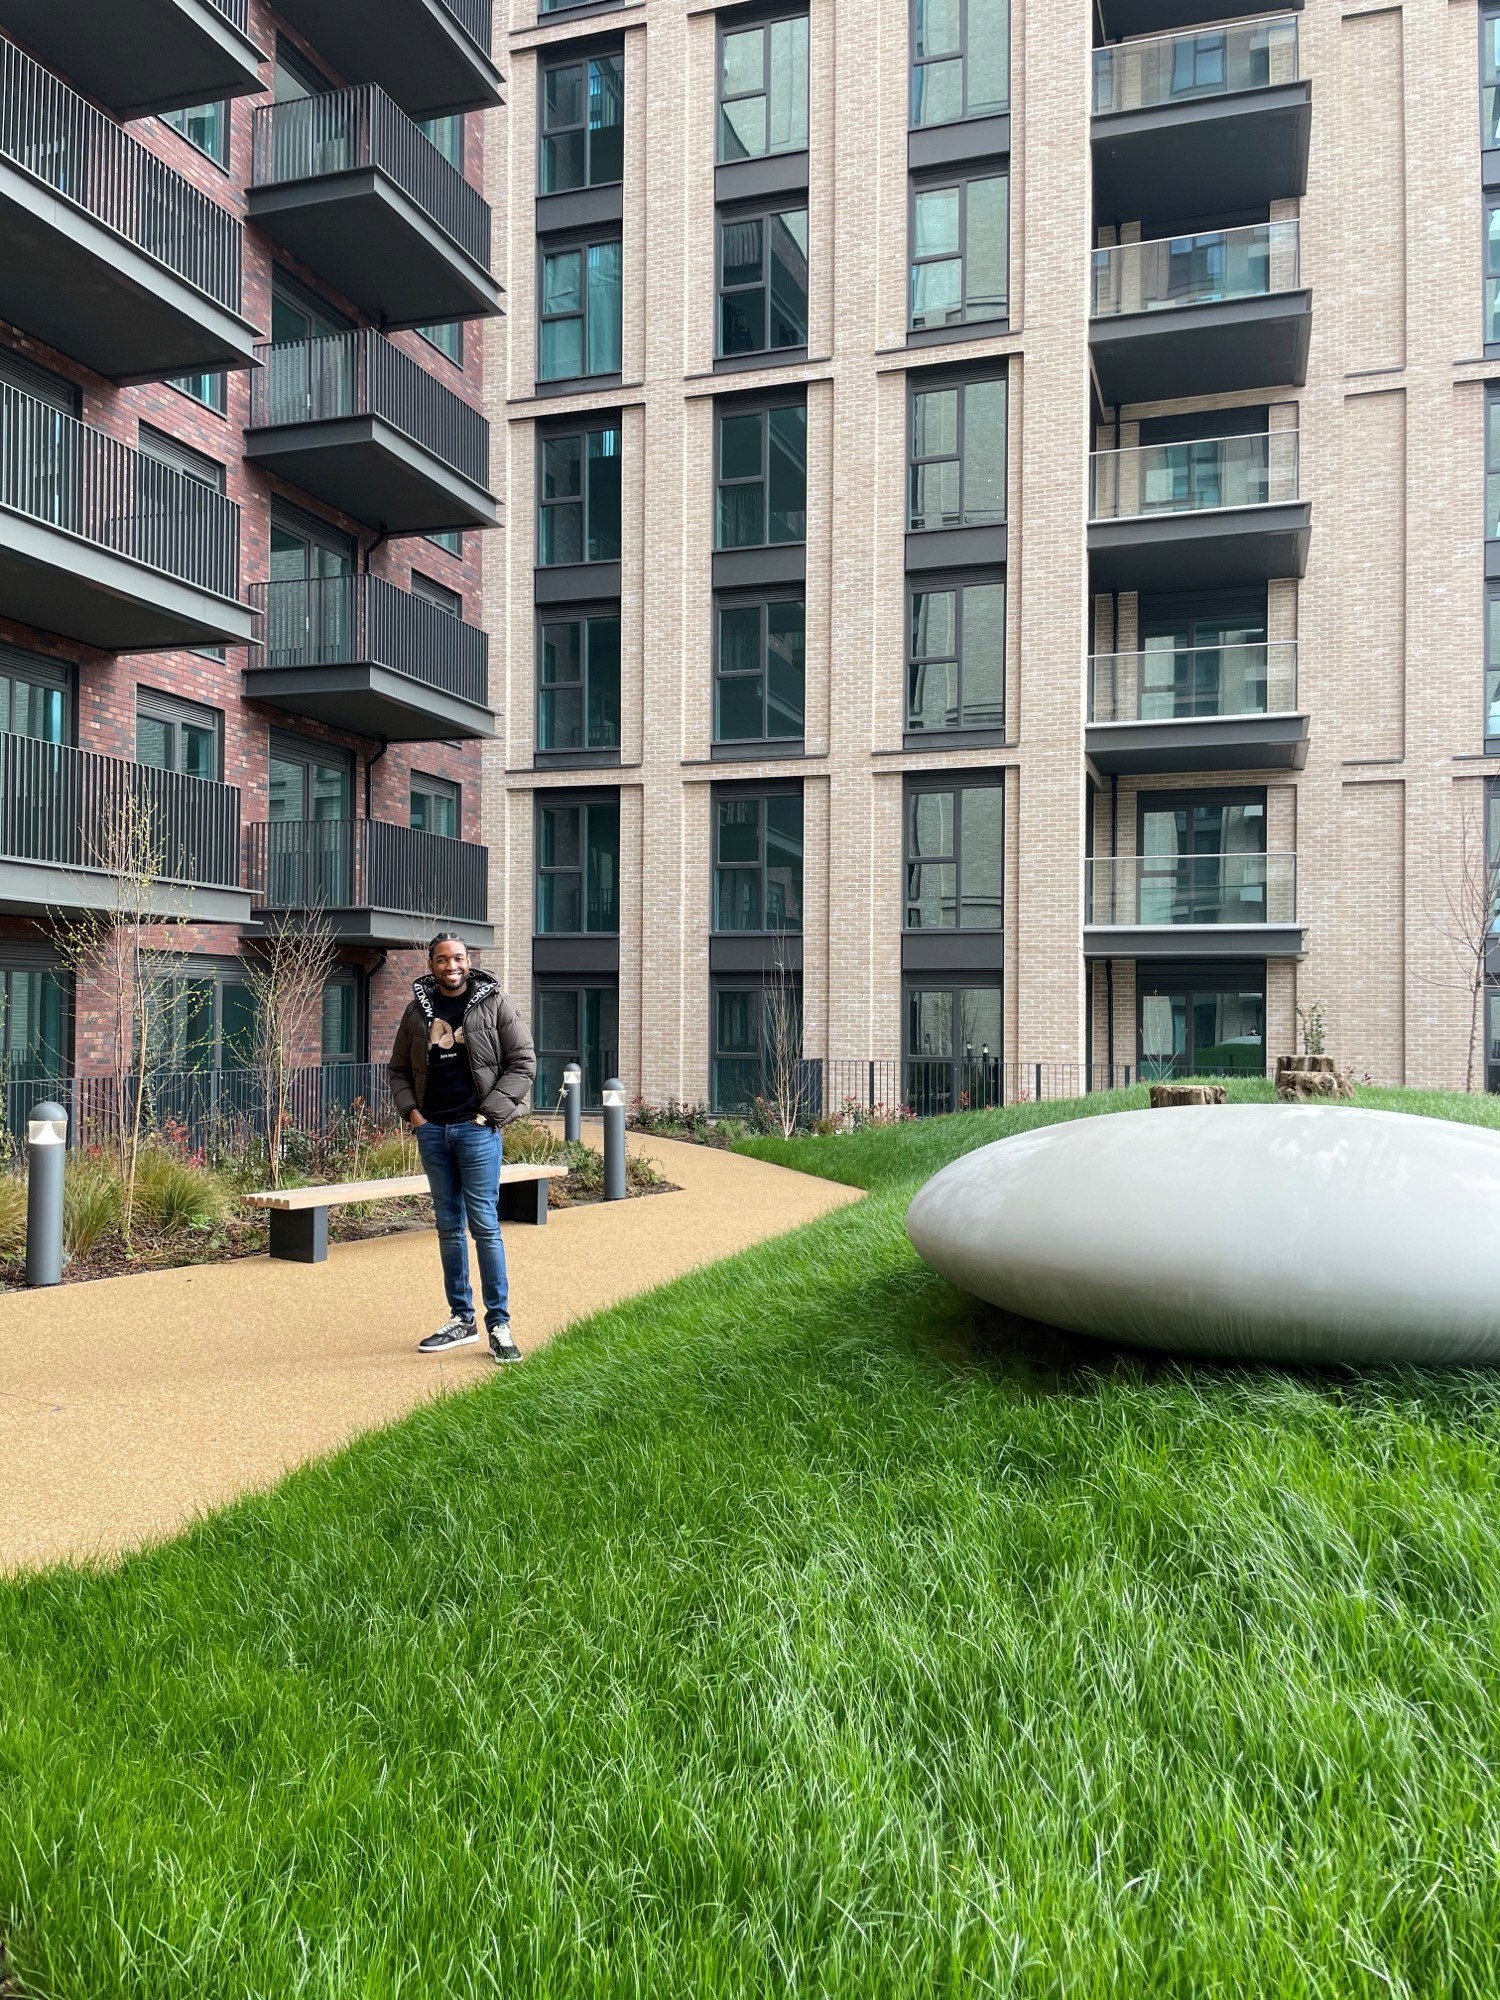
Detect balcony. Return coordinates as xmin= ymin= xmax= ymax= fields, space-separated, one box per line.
xmin=0 ymin=735 xmax=248 ymax=923
xmin=0 ymin=384 xmax=253 ymax=650
xmin=245 ymin=331 xmax=497 ymax=536
xmin=0 ymin=0 xmax=264 ymax=119
xmin=245 ymin=576 xmax=494 ymax=742
xmin=1084 ymin=849 xmax=1303 ymax=958
xmin=0 ymin=37 xmax=256 ymax=381
xmin=1096 ymin=0 xmax=1301 ymax=49
xmin=1088 ymin=430 xmax=1310 ymax=591
xmin=1092 ymin=17 xmax=1310 ymax=214
xmin=1089 ymin=223 xmax=1310 ymax=404
xmin=246 ymin=817 xmax=493 ymax=949
xmin=1087 ymin=641 xmax=1306 ymax=773
xmin=249 ymin=88 xmax=499 ymax=329
xmin=269 ymin=0 xmax=502 ymax=119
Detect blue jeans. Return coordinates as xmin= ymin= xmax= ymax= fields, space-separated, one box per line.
xmin=415 ymin=1119 xmax=509 ymax=1329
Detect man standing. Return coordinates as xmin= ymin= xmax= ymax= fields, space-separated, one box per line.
xmin=389 ymin=933 xmax=537 ymax=1363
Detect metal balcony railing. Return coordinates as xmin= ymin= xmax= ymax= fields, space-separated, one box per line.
xmin=249 ymin=577 xmax=489 ymax=707
xmin=0 ymin=735 xmax=241 ymax=888
xmin=1089 ymin=640 xmax=1298 ymax=723
xmin=0 ymin=384 xmax=242 ymax=598
xmin=1091 ymin=221 xmax=1300 ymax=318
xmin=0 ymin=35 xmax=243 ymax=310
xmin=207 ymin=0 xmax=250 ymax=26
xmin=1090 ymin=430 xmax=1299 ymax=521
xmin=246 ymin=817 xmax=488 ymax=922
xmin=437 ymin=0 xmax=494 ymax=53
xmin=251 ymin=86 xmax=491 ymax=268
xmin=249 ymin=330 xmax=489 ymax=489
xmin=1092 ymin=14 xmax=1300 ymax=115
xmin=1086 ymin=850 xmax=1297 ymax=925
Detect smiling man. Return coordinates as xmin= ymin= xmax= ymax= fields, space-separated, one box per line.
xmin=389 ymin=933 xmax=537 ymax=1363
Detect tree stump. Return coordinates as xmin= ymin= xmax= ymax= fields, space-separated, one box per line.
xmin=1149 ymin=1083 xmax=1228 ymax=1108
xmin=1277 ymin=1056 xmax=1352 ymax=1102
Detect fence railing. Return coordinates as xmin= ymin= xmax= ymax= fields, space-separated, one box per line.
xmin=1 ymin=383 xmax=243 ymax=598
xmin=1087 ymin=851 xmax=1297 ymax=926
xmin=1091 ymin=221 xmax=1300 ymax=318
xmin=438 ymin=0 xmax=494 ymax=51
xmin=249 ymin=576 xmax=489 ymax=707
xmin=246 ymin=817 xmax=489 ymax=923
xmin=1090 ymin=430 xmax=1298 ymax=521
xmin=208 ymin=0 xmax=250 ymax=28
xmin=249 ymin=330 xmax=489 ymax=489
xmin=717 ymin=1059 xmax=1141 ymax=1121
xmin=0 ymin=735 xmax=241 ymax=888
xmin=1089 ymin=640 xmax=1298 ymax=723
xmin=251 ymin=86 xmax=491 ymax=267
xmin=0 ymin=34 xmax=243 ymax=310
xmin=1092 ymin=14 xmax=1300 ymax=114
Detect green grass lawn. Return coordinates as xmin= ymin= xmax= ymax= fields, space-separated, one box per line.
xmin=6 ymin=1081 xmax=1500 ymax=1999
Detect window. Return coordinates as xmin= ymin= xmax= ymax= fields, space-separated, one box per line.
xmin=716 ymin=597 xmax=805 ymax=743
xmin=1488 ymin=587 xmax=1500 ymax=744
xmin=1489 ymin=390 xmax=1500 ymax=540
xmin=716 ymin=402 xmax=806 ymax=548
xmin=411 ymin=774 xmax=460 ymax=838
xmin=541 ymin=54 xmax=624 ymax=191
xmin=908 ymin=375 xmax=1006 ymax=528
xmin=536 ymin=796 xmax=620 ymax=932
xmin=419 ymin=323 xmax=463 ymax=364
xmin=138 ymin=428 xmax=228 ymax=662
xmin=907 ymin=577 xmax=1004 ymax=732
xmin=411 ymin=571 xmax=463 ymax=616
xmin=0 ymin=647 xmax=69 ymax=743
xmin=136 ymin=690 xmax=221 ymax=782
xmin=713 ymin=790 xmax=803 ymax=931
xmin=538 ymin=613 xmax=621 ymax=753
xmin=905 ymin=778 xmax=1002 ymax=928
xmin=539 ymin=421 xmax=622 ymax=565
xmin=1484 ymin=7 xmax=1500 ymax=147
xmin=911 ymin=0 xmax=1009 ymax=127
xmin=905 ymin=981 xmax=1002 ymax=1113
xmin=321 ymin=977 xmax=359 ymax=1063
xmin=0 ymin=963 xmax=68 ymax=1083
xmin=718 ymin=207 xmax=808 ymax=357
xmin=1139 ymin=971 xmax=1265 ymax=1081
xmin=162 ymin=100 xmax=229 ymax=168
xmin=712 ymin=977 xmax=801 ymax=1114
xmin=718 ymin=14 xmax=809 ymax=162
xmin=1136 ymin=594 xmax=1268 ymax=721
xmin=419 ymin=115 xmax=464 ymax=167
xmin=1138 ymin=791 xmax=1266 ymax=925
xmin=534 ymin=984 xmax=619 ymax=1110
xmin=1487 ymin=199 xmax=1500 ymax=354
xmin=539 ymin=237 xmax=623 ymax=381
xmin=910 ymin=171 xmax=1008 ymax=330
xmin=429 ymin=530 xmax=464 ymax=557
xmin=148 ymin=972 xmax=218 ymax=1072
xmin=169 ymin=371 xmax=228 ymax=415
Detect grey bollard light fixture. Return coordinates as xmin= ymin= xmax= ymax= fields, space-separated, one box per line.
xmin=601 ymin=1077 xmax=627 ymax=1202
xmin=26 ymin=1099 xmax=67 ymax=1288
xmin=562 ymin=1061 xmax=583 ymax=1144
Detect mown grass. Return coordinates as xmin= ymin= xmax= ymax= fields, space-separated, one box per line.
xmin=5 ymin=1082 xmax=1500 ymax=1998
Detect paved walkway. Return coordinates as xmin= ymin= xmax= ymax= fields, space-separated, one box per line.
xmin=0 ymin=1132 xmax=860 ymax=1573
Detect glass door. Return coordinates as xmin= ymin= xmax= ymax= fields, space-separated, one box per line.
xmin=1139 ymin=795 xmax=1265 ymax=925
xmin=1139 ymin=604 xmax=1268 ymax=719
xmin=268 ymin=738 xmax=352 ymax=908
xmin=268 ymin=513 xmax=354 ymax=668
xmin=904 ymin=983 xmax=1002 ymax=1113
xmin=1139 ymin=979 xmax=1265 ymax=1080
xmin=535 ymin=983 xmax=619 ymax=1111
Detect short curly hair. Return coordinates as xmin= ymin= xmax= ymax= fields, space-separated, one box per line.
xmin=427 ymin=931 xmax=467 ymax=960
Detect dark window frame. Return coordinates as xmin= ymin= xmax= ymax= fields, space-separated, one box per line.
xmin=713 ymin=587 xmax=807 ymax=747
xmin=905 ymin=569 xmax=1006 ymax=734
xmin=902 ymin=973 xmax=1003 ymax=1112
xmin=160 ymin=99 xmax=231 ymax=171
xmin=537 ymin=414 xmax=624 ymax=567
xmin=1487 ymin=581 xmax=1500 ymax=752
xmin=907 ymin=369 xmax=1008 ymax=531
xmin=537 ymin=228 xmax=625 ymax=385
xmin=714 ymin=392 xmax=808 ymax=551
xmin=536 ymin=602 xmax=623 ymax=755
xmin=716 ymin=201 xmax=810 ymax=360
xmin=1484 ymin=4 xmax=1500 ymax=150
xmin=710 ymin=970 xmax=803 ymax=1114
xmin=903 ymin=771 xmax=1004 ymax=931
xmin=0 ymin=953 xmax=71 ymax=1087
xmin=1134 ymin=960 xmax=1268 ymax=1083
xmin=136 ymin=685 xmax=224 ymax=783
xmin=534 ymin=790 xmax=622 ymax=936
xmin=167 ymin=371 xmax=229 ymax=417
xmin=0 ymin=643 xmax=73 ymax=745
xmin=716 ymin=9 xmax=810 ymax=164
xmin=539 ymin=47 xmax=626 ymax=194
xmin=418 ymin=322 xmax=464 ymax=365
xmin=909 ymin=0 xmax=1010 ymax=129
xmin=410 ymin=771 xmax=462 ymax=838
xmin=908 ymin=164 xmax=1010 ymax=333
xmin=711 ymin=780 xmax=804 ymax=935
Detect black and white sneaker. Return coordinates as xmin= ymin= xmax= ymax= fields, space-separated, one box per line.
xmin=418 ymin=1315 xmax=479 ymax=1354
xmin=487 ymin=1325 xmax=523 ymax=1365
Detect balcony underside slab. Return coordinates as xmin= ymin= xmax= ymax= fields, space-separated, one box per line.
xmin=1084 ymin=923 xmax=1305 ymax=960
xmin=0 ymin=162 xmax=258 ymax=382
xmin=247 ymin=907 xmax=495 ymax=950
xmin=270 ymin=0 xmax=503 ymax=117
xmin=1088 ymin=501 xmax=1310 ymax=591
xmin=1097 ymin=0 xmax=1301 ymax=42
xmin=242 ymin=662 xmax=495 ymax=741
xmin=0 ymin=858 xmax=250 ymax=924
xmin=246 ymin=175 xmax=499 ymax=330
xmin=1087 ymin=712 xmax=1309 ymax=775
xmin=1092 ymin=83 xmax=1312 ymax=218
xmin=1090 ymin=290 xmax=1311 ymax=406
xmin=0 ymin=513 xmax=255 ymax=652
xmin=0 ymin=0 xmax=265 ymax=117
xmin=244 ymin=417 xmax=498 ymax=535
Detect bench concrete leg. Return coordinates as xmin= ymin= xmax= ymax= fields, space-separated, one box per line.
xmin=268 ymin=1206 xmax=329 ymax=1263
xmin=499 ymin=1178 xmax=549 ymax=1226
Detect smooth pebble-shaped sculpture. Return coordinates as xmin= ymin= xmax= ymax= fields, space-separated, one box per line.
xmin=905 ymin=1104 xmax=1500 ymax=1364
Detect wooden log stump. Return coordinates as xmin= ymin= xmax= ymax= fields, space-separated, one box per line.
xmin=1149 ymin=1084 xmax=1228 ymax=1108
xmin=1276 ymin=1055 xmax=1352 ymax=1102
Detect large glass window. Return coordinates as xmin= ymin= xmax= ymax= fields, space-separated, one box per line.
xmin=1137 ymin=596 xmax=1268 ymax=721
xmin=539 ymin=421 xmax=622 ymax=565
xmin=1488 ymin=587 xmax=1500 ymax=743
xmin=136 ymin=690 xmax=221 ymax=782
xmin=1139 ymin=976 xmax=1265 ymax=1080
xmin=536 ymin=797 xmax=620 ymax=933
xmin=542 ymin=54 xmax=624 ymax=191
xmin=1138 ymin=793 xmax=1266 ymax=925
xmin=905 ymin=982 xmax=1002 ymax=1113
xmin=712 ymin=978 xmax=801 ymax=1114
xmin=535 ymin=983 xmax=619 ymax=1109
xmin=539 ymin=238 xmax=623 ymax=382
xmin=905 ymin=779 xmax=1002 ymax=929
xmin=1488 ymin=391 xmax=1500 ymax=540
xmin=907 ymin=577 xmax=1004 ymax=732
xmin=162 ymin=100 xmax=229 ymax=168
xmin=1487 ymin=201 xmax=1500 ymax=355
xmin=713 ymin=791 xmax=803 ymax=931
xmin=716 ymin=597 xmax=805 ymax=744
xmin=911 ymin=0 xmax=1009 ymax=127
xmin=321 ymin=977 xmax=359 ymax=1063
xmin=410 ymin=774 xmax=460 ymax=838
xmin=538 ymin=613 xmax=621 ymax=753
xmin=0 ymin=650 xmax=68 ymax=742
xmin=718 ymin=14 xmax=809 ymax=161
xmin=718 ymin=208 xmax=809 ymax=357
xmin=910 ymin=172 xmax=1008 ymax=330
xmin=909 ymin=375 xmax=1007 ymax=529
xmin=0 ymin=966 xmax=68 ymax=1083
xmin=1485 ymin=7 xmax=1500 ymax=147
xmin=717 ymin=402 xmax=807 ymax=548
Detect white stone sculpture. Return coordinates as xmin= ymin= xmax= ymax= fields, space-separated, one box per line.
xmin=905 ymin=1105 xmax=1500 ymax=1364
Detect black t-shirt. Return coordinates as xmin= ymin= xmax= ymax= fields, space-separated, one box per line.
xmin=421 ymin=987 xmax=481 ymax=1123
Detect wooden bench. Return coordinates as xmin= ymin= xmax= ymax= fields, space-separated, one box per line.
xmin=244 ymin=1163 xmax=569 ymax=1264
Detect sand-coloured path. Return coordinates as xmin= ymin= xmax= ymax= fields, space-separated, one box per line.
xmin=0 ymin=1131 xmax=860 ymax=1572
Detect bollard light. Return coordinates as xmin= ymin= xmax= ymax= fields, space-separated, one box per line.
xmin=562 ymin=1061 xmax=583 ymax=1145
xmin=26 ymin=1099 xmax=67 ymax=1288
xmin=601 ymin=1077 xmax=627 ymax=1203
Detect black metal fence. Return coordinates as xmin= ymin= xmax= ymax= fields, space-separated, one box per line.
xmin=249 ymin=576 xmax=489 ymax=707
xmin=439 ymin=0 xmax=494 ymax=51
xmin=245 ymin=818 xmax=489 ymax=923
xmin=775 ymin=1059 xmax=1138 ymax=1120
xmin=0 ymin=35 xmax=243 ymax=309
xmin=0 ymin=736 xmax=242 ymax=888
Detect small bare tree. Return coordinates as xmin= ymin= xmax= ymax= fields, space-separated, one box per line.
xmin=1437 ymin=790 xmax=1498 ymax=1093
xmin=761 ymin=935 xmax=806 ymax=1139
xmin=242 ymin=912 xmax=337 ymax=1187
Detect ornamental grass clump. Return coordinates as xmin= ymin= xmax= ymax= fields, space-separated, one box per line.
xmin=0 ymin=1172 xmax=25 ymax=1261
xmin=62 ymin=1157 xmax=124 ymax=1257
xmin=132 ymin=1146 xmax=229 ymax=1234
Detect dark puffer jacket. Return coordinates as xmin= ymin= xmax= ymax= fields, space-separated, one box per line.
xmin=388 ymin=968 xmax=536 ymax=1127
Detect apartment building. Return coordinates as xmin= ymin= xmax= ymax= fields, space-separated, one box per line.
xmin=0 ymin=0 xmax=502 ymax=1110
xmin=483 ymin=0 xmax=1493 ymax=1115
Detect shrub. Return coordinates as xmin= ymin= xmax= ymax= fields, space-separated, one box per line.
xmin=503 ymin=1119 xmax=564 ymax=1166
xmin=0 ymin=1173 xmax=26 ymax=1261
xmin=64 ymin=1158 xmax=124 ymax=1257
xmin=133 ymin=1147 xmax=229 ymax=1235
xmin=355 ymin=1129 xmax=419 ymax=1182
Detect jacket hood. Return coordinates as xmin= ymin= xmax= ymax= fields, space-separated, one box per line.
xmin=411 ymin=964 xmax=500 ymax=1021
